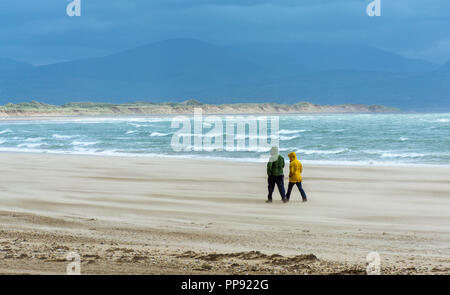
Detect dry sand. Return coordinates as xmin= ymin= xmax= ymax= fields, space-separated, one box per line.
xmin=0 ymin=153 xmax=449 ymax=274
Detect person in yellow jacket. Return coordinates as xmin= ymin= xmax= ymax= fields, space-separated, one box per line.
xmin=286 ymin=152 xmax=308 ymax=202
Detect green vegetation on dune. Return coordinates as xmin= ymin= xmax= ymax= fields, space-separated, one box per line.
xmin=3 ymin=100 xmax=56 ymax=109
xmin=0 ymin=100 xmax=399 ymax=117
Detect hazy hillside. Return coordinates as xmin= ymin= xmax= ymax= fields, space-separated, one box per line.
xmin=0 ymin=58 xmax=33 ymax=73
xmin=196 ymin=70 xmax=450 ymax=108
xmin=230 ymin=42 xmax=437 ymax=73
xmin=438 ymin=60 xmax=450 ymax=72
xmin=0 ymin=39 xmax=448 ymax=109
xmin=34 ymin=39 xmax=264 ymax=84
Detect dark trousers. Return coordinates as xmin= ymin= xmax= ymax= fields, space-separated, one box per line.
xmin=267 ymin=175 xmax=286 ymax=201
xmin=286 ymin=182 xmax=307 ymax=201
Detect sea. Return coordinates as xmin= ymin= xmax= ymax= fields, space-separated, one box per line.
xmin=0 ymin=113 xmax=449 ymax=166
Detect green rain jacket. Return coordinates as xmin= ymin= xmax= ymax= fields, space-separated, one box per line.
xmin=267 ymin=155 xmax=285 ymax=176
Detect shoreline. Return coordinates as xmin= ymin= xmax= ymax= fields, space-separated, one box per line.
xmin=0 ymin=150 xmax=449 ymax=168
xmin=2 ymin=108 xmax=449 ymax=121
xmin=0 ymin=153 xmax=449 ymax=274
xmin=0 ymin=111 xmax=403 ymax=121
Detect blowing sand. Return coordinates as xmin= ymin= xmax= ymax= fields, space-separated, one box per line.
xmin=0 ymin=153 xmax=449 ymax=274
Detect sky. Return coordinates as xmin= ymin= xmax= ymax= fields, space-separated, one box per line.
xmin=1 ymin=0 xmax=449 ymax=65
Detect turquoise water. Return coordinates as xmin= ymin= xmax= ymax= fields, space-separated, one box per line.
xmin=0 ymin=113 xmax=449 ymax=165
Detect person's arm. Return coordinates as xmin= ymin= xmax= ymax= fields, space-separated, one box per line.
xmin=299 ymin=161 xmax=303 ymax=173
xmin=289 ymin=162 xmax=294 ymax=178
xmin=281 ymin=156 xmax=285 ymax=169
xmin=267 ymin=162 xmax=272 ymax=176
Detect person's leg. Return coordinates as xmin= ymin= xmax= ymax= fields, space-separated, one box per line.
xmin=286 ymin=182 xmax=294 ymax=201
xmin=267 ymin=176 xmax=275 ymax=202
xmin=296 ymin=182 xmax=307 ymax=201
xmin=275 ymin=175 xmax=286 ymax=201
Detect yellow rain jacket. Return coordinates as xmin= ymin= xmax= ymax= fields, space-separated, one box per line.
xmin=288 ymin=152 xmax=302 ymax=183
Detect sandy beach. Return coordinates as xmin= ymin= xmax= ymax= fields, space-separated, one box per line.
xmin=0 ymin=153 xmax=449 ymax=274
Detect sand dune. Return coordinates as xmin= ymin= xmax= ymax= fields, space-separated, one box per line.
xmin=0 ymin=153 xmax=449 ymax=274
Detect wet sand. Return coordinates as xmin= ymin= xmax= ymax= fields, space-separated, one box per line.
xmin=0 ymin=153 xmax=449 ymax=274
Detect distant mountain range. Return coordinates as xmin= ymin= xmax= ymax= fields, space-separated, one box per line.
xmin=0 ymin=38 xmax=449 ymax=109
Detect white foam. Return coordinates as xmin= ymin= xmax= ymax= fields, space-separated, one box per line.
xmin=25 ymin=137 xmax=44 ymax=142
xmin=17 ymin=143 xmax=43 ymax=148
xmin=421 ymin=118 xmax=450 ymax=123
xmin=280 ymin=135 xmax=298 ymax=141
xmin=150 ymin=132 xmax=170 ymax=137
xmin=364 ymin=149 xmax=449 ymax=158
xmin=71 ymin=141 xmax=98 ymax=146
xmin=295 ymin=148 xmax=349 ymax=155
xmin=380 ymin=152 xmax=425 ymax=158
xmin=0 ymin=129 xmax=13 ymax=135
xmin=234 ymin=134 xmax=273 ymax=140
xmin=54 ymin=117 xmax=171 ymax=124
xmin=52 ymin=134 xmax=75 ymax=139
xmin=170 ymin=145 xmax=271 ymax=153
xmin=278 ymin=129 xmax=306 ymax=135
xmin=174 ymin=133 xmax=276 ymax=142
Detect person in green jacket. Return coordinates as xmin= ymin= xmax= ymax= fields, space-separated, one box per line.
xmin=266 ymin=146 xmax=287 ymax=203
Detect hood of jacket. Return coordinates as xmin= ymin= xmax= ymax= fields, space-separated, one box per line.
xmin=269 ymin=146 xmax=279 ymax=162
xmin=288 ymin=152 xmax=297 ymax=161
